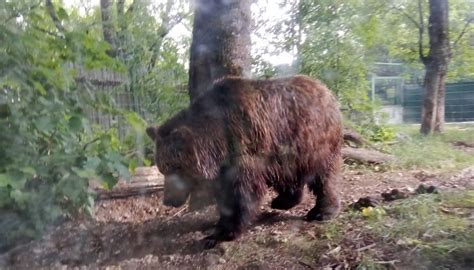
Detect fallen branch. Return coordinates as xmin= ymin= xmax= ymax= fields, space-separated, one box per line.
xmin=453 ymin=141 xmax=474 ymax=148
xmin=342 ymin=147 xmax=394 ymax=164
xmin=356 ymin=243 xmax=376 ymax=252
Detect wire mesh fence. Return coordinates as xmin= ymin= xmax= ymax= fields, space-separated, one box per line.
xmin=403 ymin=82 xmax=474 ymax=123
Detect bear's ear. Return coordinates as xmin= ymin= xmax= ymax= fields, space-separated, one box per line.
xmin=146 ymin=126 xmax=158 ymax=141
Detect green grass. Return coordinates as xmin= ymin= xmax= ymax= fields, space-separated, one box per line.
xmin=359 ymin=191 xmax=474 ymax=269
xmin=287 ymin=190 xmax=474 ymax=269
xmin=218 ymin=192 xmax=474 ymax=269
xmin=387 ymin=124 xmax=474 ymax=170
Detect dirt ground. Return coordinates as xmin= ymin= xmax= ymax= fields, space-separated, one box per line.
xmin=0 ymin=166 xmax=473 ymax=269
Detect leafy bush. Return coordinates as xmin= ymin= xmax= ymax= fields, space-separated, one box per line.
xmin=0 ymin=2 xmax=141 ymax=251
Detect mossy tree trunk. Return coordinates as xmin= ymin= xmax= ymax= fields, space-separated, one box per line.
xmin=188 ymin=0 xmax=252 ymax=101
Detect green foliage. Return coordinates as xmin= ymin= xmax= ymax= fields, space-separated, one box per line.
xmin=298 ymin=0 xmax=379 ymax=116
xmin=0 ymin=0 xmax=144 ymax=251
xmin=369 ymin=125 xmax=396 ymax=143
xmin=109 ymin=0 xmax=191 ymax=123
xmin=137 ymin=40 xmax=190 ymax=123
xmin=254 ymin=0 xmax=474 ymax=133
xmin=380 ymin=0 xmax=474 ymax=83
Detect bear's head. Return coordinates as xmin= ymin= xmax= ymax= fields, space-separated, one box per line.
xmin=146 ymin=125 xmax=199 ymax=207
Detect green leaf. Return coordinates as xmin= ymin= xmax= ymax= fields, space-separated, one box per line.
xmin=19 ymin=167 xmax=36 ymax=176
xmin=124 ymin=111 xmax=146 ymax=133
xmin=84 ymin=157 xmax=101 ymax=171
xmin=0 ymin=103 xmax=11 ymax=118
xmin=33 ymin=81 xmax=47 ymax=96
xmin=68 ymin=115 xmax=83 ymax=132
xmin=103 ymin=152 xmax=130 ymax=181
xmin=129 ymin=159 xmax=138 ymax=174
xmin=101 ymin=173 xmax=118 ymax=191
xmin=35 ymin=118 xmax=54 ymax=133
xmin=10 ymin=189 xmax=28 ymax=207
xmin=143 ymin=159 xmax=152 ymax=167
xmin=71 ymin=167 xmax=96 ymax=179
xmin=0 ymin=174 xmax=11 ymax=187
xmin=8 ymin=171 xmax=28 ymax=190
xmin=116 ymin=163 xmax=131 ymax=181
xmin=57 ymin=8 xmax=68 ymax=20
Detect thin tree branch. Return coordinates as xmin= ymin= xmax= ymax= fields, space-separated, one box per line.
xmin=418 ymin=0 xmax=427 ymax=63
xmin=147 ymin=0 xmax=186 ymax=71
xmin=45 ymin=0 xmax=65 ymax=32
xmin=32 ymin=25 xmax=64 ymax=39
xmin=389 ymin=3 xmax=427 ymax=62
xmin=452 ymin=18 xmax=473 ymax=47
xmin=390 ymin=5 xmax=420 ymax=28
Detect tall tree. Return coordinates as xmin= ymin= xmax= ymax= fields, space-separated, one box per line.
xmin=100 ymin=0 xmax=117 ymax=57
xmin=188 ymin=0 xmax=252 ymax=101
xmin=420 ymin=0 xmax=451 ymax=134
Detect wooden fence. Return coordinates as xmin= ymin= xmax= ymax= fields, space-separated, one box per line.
xmin=74 ymin=66 xmax=144 ymax=137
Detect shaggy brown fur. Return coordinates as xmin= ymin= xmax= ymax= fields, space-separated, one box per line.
xmin=146 ymin=75 xmax=343 ymax=248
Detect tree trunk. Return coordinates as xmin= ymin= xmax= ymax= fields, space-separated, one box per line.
xmin=188 ymin=0 xmax=252 ymax=101
xmin=100 ymin=0 xmax=117 ymax=57
xmin=419 ymin=0 xmax=451 ymax=135
xmin=420 ymin=63 xmax=441 ymax=135
xmin=434 ymin=72 xmax=446 ymax=132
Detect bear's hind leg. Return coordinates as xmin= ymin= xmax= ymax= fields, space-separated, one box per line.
xmin=271 ymin=185 xmax=304 ymax=210
xmin=306 ymin=171 xmax=341 ymax=221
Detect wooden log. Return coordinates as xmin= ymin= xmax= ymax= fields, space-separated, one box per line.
xmin=342 ymin=147 xmax=394 ymax=164
xmin=92 ymin=166 xmax=164 ymax=200
xmin=94 ymin=183 xmax=163 ymax=200
xmin=343 ymin=128 xmax=367 ymax=147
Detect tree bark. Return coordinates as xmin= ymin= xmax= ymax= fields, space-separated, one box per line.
xmin=188 ymin=0 xmax=252 ymax=101
xmin=100 ymin=0 xmax=117 ymax=57
xmin=420 ymin=63 xmax=441 ymax=134
xmin=419 ymin=0 xmax=451 ymax=135
xmin=434 ymin=72 xmax=446 ymax=132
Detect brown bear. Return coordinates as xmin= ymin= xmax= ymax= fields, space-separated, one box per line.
xmin=146 ymin=75 xmax=342 ymax=248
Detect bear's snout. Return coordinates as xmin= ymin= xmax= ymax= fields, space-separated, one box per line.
xmin=163 ymin=174 xmax=191 ymax=208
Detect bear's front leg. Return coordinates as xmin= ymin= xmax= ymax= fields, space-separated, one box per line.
xmin=203 ymin=161 xmax=266 ymax=249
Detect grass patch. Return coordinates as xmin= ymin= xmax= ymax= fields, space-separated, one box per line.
xmin=362 ymin=191 xmax=474 ymax=269
xmin=387 ymin=124 xmax=474 ymax=170
xmin=220 ymin=191 xmax=473 ymax=269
